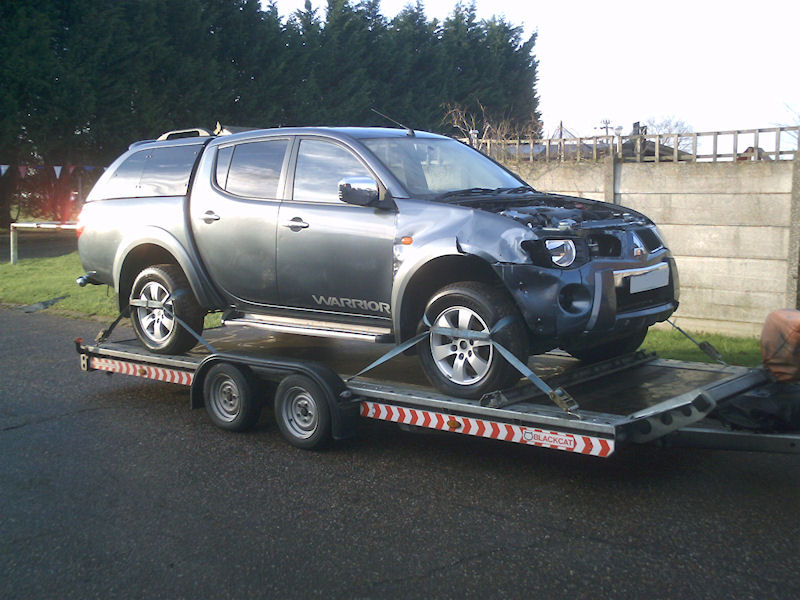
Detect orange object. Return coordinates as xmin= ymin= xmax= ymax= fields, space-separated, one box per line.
xmin=761 ymin=309 xmax=800 ymax=382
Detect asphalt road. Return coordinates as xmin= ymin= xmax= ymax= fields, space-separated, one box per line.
xmin=1 ymin=307 xmax=799 ymax=599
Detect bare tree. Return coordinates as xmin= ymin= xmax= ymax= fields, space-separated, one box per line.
xmin=645 ymin=116 xmax=694 ymax=151
xmin=442 ymin=103 xmax=482 ymax=144
xmin=442 ymin=101 xmax=540 ymax=156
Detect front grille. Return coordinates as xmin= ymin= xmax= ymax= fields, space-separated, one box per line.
xmin=616 ymin=275 xmax=674 ymax=312
xmin=588 ymin=234 xmax=621 ymax=257
xmin=635 ymin=227 xmax=663 ymax=252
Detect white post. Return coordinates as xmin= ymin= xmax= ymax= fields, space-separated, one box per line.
xmin=10 ymin=224 xmax=18 ymax=265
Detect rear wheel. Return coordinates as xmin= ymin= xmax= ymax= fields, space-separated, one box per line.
xmin=417 ymin=282 xmax=528 ymax=399
xmin=274 ymin=374 xmax=332 ymax=450
xmin=565 ymin=327 xmax=648 ymax=363
xmin=130 ymin=264 xmax=204 ymax=354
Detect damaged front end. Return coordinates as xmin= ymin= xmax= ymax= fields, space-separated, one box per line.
xmin=462 ymin=193 xmax=679 ymax=352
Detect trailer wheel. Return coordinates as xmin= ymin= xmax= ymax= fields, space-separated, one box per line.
xmin=274 ymin=374 xmax=332 ymax=450
xmin=203 ymin=363 xmax=261 ymax=432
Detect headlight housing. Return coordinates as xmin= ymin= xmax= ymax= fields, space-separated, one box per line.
xmin=545 ymin=239 xmax=576 ymax=267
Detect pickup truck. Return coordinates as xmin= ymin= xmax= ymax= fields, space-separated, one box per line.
xmin=77 ymin=126 xmax=679 ymax=398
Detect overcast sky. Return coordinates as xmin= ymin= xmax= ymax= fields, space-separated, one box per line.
xmin=267 ymin=0 xmax=799 ymax=137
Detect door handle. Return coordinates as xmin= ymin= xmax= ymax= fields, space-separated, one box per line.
xmin=282 ymin=217 xmax=309 ymax=231
xmin=202 ymin=210 xmax=220 ymax=223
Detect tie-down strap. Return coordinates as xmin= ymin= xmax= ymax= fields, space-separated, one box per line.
xmin=348 ymin=315 xmax=579 ymax=415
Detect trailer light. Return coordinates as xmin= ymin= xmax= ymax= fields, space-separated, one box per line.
xmin=545 ymin=239 xmax=576 ymax=267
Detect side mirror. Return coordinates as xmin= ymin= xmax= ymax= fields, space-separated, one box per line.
xmin=338 ymin=177 xmax=379 ymax=206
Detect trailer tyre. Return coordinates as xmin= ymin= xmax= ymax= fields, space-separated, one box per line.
xmin=274 ymin=374 xmax=332 ymax=450
xmin=203 ymin=363 xmax=261 ymax=432
xmin=130 ymin=264 xmax=204 ymax=354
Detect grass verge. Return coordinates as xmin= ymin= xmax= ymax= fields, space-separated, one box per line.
xmin=643 ymin=327 xmax=761 ymax=367
xmin=0 ymin=252 xmax=117 ymax=318
xmin=1 ymin=252 xmax=762 ymax=365
xmin=0 ymin=252 xmax=221 ymax=328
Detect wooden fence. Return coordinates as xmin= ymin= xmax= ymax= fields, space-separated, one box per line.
xmin=476 ymin=126 xmax=799 ymax=164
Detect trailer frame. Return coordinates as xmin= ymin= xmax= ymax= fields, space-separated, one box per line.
xmin=75 ymin=326 xmax=800 ymax=457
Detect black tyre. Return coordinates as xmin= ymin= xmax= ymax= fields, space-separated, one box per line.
xmin=274 ymin=374 xmax=332 ymax=450
xmin=203 ymin=363 xmax=262 ymax=432
xmin=565 ymin=327 xmax=648 ymax=363
xmin=417 ymin=282 xmax=528 ymax=399
xmin=130 ymin=264 xmax=205 ymax=354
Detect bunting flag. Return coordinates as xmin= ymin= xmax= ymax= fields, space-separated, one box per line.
xmin=0 ymin=164 xmax=105 ymax=178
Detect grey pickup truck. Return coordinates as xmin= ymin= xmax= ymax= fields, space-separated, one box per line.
xmin=77 ymin=126 xmax=679 ymax=398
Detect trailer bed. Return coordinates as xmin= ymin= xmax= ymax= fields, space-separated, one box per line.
xmin=75 ymin=324 xmax=800 ymax=457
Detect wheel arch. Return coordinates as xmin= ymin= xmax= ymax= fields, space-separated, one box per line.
xmin=113 ymin=228 xmax=220 ymax=312
xmin=394 ymin=254 xmax=509 ymax=344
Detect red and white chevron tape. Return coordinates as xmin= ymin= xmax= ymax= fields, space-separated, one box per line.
xmin=360 ymin=400 xmax=613 ymax=457
xmin=90 ymin=356 xmax=194 ymax=386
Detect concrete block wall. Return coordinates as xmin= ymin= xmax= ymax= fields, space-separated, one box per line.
xmin=509 ymin=156 xmax=800 ymax=337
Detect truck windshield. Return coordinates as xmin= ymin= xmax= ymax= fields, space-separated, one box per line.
xmin=362 ymin=137 xmax=523 ymax=199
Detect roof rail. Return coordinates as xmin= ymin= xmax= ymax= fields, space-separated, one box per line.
xmin=156 ymin=128 xmax=212 ymax=141
xmin=129 ymin=139 xmax=156 ymax=150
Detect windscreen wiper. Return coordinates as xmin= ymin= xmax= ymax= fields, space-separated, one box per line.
xmin=436 ymin=186 xmax=538 ymax=202
xmin=494 ymin=185 xmax=537 ymax=194
xmin=436 ymin=187 xmax=496 ymax=201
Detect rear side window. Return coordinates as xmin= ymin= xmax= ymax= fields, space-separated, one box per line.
xmin=101 ymin=150 xmax=149 ymax=199
xmin=98 ymin=144 xmax=201 ymax=199
xmin=138 ymin=145 xmax=202 ymax=196
xmin=223 ymin=140 xmax=288 ymax=199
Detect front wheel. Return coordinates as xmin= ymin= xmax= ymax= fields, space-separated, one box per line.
xmin=417 ymin=282 xmax=528 ymax=399
xmin=203 ymin=363 xmax=262 ymax=432
xmin=130 ymin=264 xmax=205 ymax=354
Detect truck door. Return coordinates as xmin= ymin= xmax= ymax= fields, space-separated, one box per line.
xmin=190 ymin=137 xmax=290 ymax=304
xmin=276 ymin=137 xmax=395 ymax=319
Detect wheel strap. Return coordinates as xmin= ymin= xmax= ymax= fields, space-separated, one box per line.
xmin=347 ymin=314 xmax=579 ymax=415
xmin=129 ymin=291 xmax=217 ymax=354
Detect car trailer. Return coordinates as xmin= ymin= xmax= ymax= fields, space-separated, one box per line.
xmin=75 ymin=324 xmax=800 ymax=457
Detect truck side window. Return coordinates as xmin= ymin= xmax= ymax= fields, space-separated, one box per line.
xmin=225 ymin=140 xmax=288 ymax=199
xmin=100 ymin=150 xmax=149 ymax=199
xmin=215 ymin=146 xmax=233 ymax=189
xmin=138 ymin=145 xmax=202 ymax=196
xmin=293 ymin=139 xmax=370 ymax=203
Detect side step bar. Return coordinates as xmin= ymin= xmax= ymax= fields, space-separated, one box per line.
xmin=222 ymin=313 xmax=395 ymax=343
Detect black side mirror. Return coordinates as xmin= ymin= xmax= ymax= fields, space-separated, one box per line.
xmin=338 ymin=177 xmax=379 ymax=206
